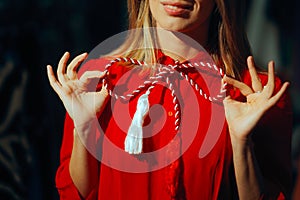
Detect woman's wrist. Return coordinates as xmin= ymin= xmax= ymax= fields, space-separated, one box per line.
xmin=74 ymin=118 xmax=99 ymax=147
xmin=229 ymin=131 xmax=254 ymax=152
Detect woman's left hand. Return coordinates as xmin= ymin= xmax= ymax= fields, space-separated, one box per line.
xmin=223 ymin=56 xmax=289 ymax=141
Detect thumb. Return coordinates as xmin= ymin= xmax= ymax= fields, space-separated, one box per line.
xmin=80 ymin=70 xmax=107 ymax=85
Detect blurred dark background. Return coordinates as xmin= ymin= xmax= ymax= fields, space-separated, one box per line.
xmin=0 ymin=0 xmax=299 ymax=200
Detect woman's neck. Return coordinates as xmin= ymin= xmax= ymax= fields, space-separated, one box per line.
xmin=156 ymin=17 xmax=211 ymax=62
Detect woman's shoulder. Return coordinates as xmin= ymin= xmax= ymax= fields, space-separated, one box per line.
xmin=78 ymin=56 xmax=112 ymax=75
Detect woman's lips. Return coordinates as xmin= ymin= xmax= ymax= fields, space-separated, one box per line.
xmin=162 ymin=2 xmax=193 ymax=16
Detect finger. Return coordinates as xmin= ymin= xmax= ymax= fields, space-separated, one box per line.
xmin=220 ymin=78 xmax=227 ymax=92
xmin=57 ymin=52 xmax=70 ymax=85
xmin=247 ymin=56 xmax=262 ymax=92
xmin=67 ymin=52 xmax=88 ymax=80
xmin=223 ymin=75 xmax=253 ymax=96
xmin=47 ymin=65 xmax=63 ymax=96
xmin=267 ymin=82 xmax=289 ymax=107
xmin=263 ymin=61 xmax=275 ymax=98
xmin=79 ymin=70 xmax=107 ymax=85
xmin=93 ymin=80 xmax=110 ymax=114
xmin=99 ymin=79 xmax=109 ymax=96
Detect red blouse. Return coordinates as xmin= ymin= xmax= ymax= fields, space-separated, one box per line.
xmin=55 ymin=53 xmax=292 ymax=200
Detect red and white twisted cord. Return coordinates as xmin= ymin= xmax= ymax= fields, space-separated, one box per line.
xmin=102 ymin=57 xmax=226 ymax=132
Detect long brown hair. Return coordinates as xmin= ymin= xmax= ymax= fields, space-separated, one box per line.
xmin=211 ymin=0 xmax=252 ymax=79
xmin=115 ymin=0 xmax=252 ymax=79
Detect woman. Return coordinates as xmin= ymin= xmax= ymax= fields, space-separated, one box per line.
xmin=47 ymin=0 xmax=292 ymax=199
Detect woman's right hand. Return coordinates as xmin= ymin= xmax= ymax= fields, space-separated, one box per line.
xmin=47 ymin=52 xmax=109 ymax=134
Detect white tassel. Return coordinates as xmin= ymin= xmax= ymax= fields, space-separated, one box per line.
xmin=125 ymin=91 xmax=150 ymax=154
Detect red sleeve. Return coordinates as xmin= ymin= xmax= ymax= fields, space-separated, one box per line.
xmin=55 ymin=113 xmax=98 ymax=200
xmin=230 ymin=71 xmax=292 ymax=199
xmin=55 ymin=56 xmax=129 ymax=199
xmin=55 ymin=58 xmax=111 ymax=200
xmin=250 ymin=73 xmax=293 ymax=199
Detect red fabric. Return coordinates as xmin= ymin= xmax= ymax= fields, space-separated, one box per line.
xmin=55 ymin=54 xmax=292 ymax=200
